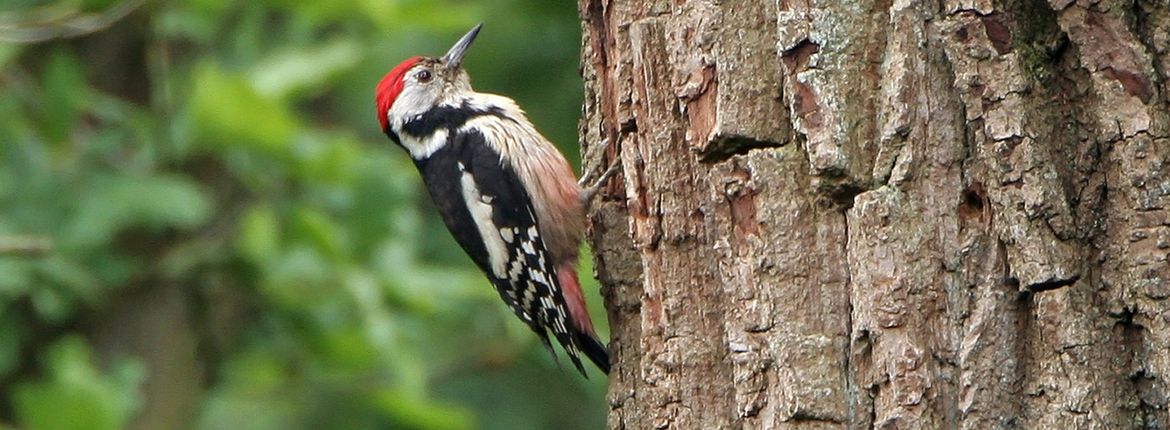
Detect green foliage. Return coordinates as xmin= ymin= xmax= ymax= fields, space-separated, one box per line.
xmin=190 ymin=62 xmax=298 ymax=152
xmin=0 ymin=0 xmax=605 ymax=429
xmin=12 ymin=337 xmax=144 ymax=430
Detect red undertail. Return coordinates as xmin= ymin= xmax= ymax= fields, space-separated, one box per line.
xmin=556 ymin=263 xmax=610 ymax=374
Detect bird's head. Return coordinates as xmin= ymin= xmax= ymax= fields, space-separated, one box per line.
xmin=376 ymin=23 xmax=482 ymax=134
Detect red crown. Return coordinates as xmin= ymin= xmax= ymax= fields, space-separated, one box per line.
xmin=376 ymin=56 xmax=423 ymax=131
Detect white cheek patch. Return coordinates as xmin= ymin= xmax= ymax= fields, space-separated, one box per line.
xmin=458 ymin=163 xmax=508 ymax=277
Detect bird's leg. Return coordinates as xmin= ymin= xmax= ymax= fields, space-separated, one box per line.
xmin=579 ymin=159 xmax=621 ymax=205
xmin=578 ymin=138 xmax=621 ymax=205
xmin=577 ymin=138 xmax=609 ymax=186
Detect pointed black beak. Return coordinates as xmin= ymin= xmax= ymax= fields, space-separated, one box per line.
xmin=441 ymin=23 xmax=483 ymax=70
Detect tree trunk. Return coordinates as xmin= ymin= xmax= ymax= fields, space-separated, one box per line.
xmin=579 ymin=0 xmax=1170 ymax=428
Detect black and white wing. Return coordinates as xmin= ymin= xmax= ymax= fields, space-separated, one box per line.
xmin=415 ymin=128 xmax=596 ymax=375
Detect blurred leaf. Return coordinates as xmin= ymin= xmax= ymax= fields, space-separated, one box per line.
xmin=250 ymin=39 xmax=361 ymax=100
xmin=156 ymin=8 xmax=220 ymax=43
xmin=0 ymin=259 xmax=33 ymax=300
xmin=359 ymin=0 xmax=481 ymax=33
xmin=291 ymin=133 xmax=362 ymax=184
xmin=342 ymin=269 xmax=394 ymax=351
xmin=189 ymin=63 xmax=297 ymax=152
xmin=291 ymin=207 xmax=346 ymax=262
xmin=195 ymin=351 xmax=300 ymax=430
xmin=29 ymin=285 xmax=72 ymax=323
xmin=262 ymin=245 xmax=333 ymax=308
xmin=40 ymin=49 xmax=87 ymax=144
xmin=65 ymin=173 xmax=214 ymax=250
xmin=239 ymin=204 xmax=281 ymax=263
xmin=33 ymin=256 xmax=102 ymax=304
xmin=188 ymin=0 xmax=230 ymax=15
xmin=12 ymin=336 xmax=144 ymax=430
xmin=379 ymin=260 xmax=482 ymax=315
xmin=373 ymin=390 xmax=474 ymax=430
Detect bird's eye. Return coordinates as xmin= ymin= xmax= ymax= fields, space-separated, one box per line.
xmin=415 ymin=70 xmax=432 ymax=83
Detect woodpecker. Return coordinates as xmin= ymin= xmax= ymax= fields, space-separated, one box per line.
xmin=375 ymin=24 xmax=610 ymax=376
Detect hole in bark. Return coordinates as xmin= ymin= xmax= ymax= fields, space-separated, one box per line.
xmin=963 ymin=190 xmax=984 ymax=210
xmin=781 ymin=39 xmax=820 ymax=70
xmin=1005 ymin=276 xmax=1021 ymax=290
xmin=1026 ymin=274 xmax=1080 ymax=292
xmin=959 ymin=181 xmax=988 ymax=222
xmin=818 ymin=182 xmax=866 ymax=210
xmin=1014 ymin=286 xmax=1035 ymax=397
xmin=697 ymin=136 xmax=784 ymax=163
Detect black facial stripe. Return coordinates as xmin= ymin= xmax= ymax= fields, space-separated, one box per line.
xmin=384 ymin=128 xmax=401 ymax=145
xmin=399 ymin=101 xmax=507 ymax=138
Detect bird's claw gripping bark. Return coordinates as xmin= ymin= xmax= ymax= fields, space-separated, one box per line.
xmin=579 ymin=139 xmax=621 ymax=205
xmin=580 ymin=159 xmax=620 ymax=205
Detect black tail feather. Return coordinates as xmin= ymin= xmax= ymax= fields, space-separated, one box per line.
xmin=535 ymin=331 xmax=560 ymax=367
xmin=533 ymin=325 xmax=610 ymax=377
xmin=577 ymin=332 xmax=610 ymax=375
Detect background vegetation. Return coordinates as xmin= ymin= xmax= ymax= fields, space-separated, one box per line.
xmin=0 ymin=1 xmax=607 ymax=429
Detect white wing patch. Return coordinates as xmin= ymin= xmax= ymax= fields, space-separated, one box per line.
xmin=458 ymin=163 xmax=508 ymax=277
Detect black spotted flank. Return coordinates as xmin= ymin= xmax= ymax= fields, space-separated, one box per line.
xmin=400 ymin=100 xmax=508 ymax=138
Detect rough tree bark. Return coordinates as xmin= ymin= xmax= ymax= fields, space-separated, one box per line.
xmin=578 ymin=0 xmax=1170 ymax=428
